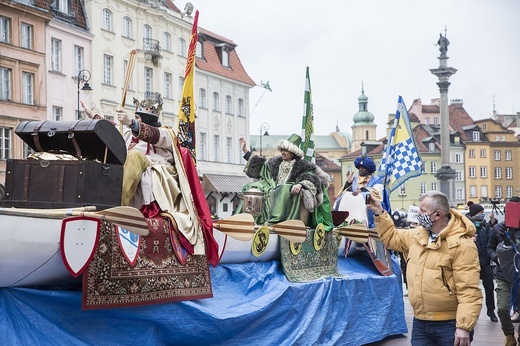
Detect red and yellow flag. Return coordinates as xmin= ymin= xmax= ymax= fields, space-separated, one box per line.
xmin=177 ymin=10 xmax=199 ymax=163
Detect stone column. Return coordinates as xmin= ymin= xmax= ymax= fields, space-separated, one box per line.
xmin=430 ymin=34 xmax=457 ymax=203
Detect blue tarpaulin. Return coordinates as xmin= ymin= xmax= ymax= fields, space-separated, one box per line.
xmin=0 ymin=255 xmax=407 ymax=345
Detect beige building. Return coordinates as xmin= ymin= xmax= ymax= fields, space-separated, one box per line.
xmin=0 ymin=2 xmax=52 ymax=187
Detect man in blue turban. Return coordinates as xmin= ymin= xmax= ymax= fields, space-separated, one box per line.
xmin=334 ymin=155 xmax=390 ymax=228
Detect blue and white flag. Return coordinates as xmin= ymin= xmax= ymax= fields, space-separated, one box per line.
xmin=377 ymin=96 xmax=423 ymax=193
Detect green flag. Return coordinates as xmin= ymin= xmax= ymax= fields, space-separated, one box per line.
xmin=300 ymin=66 xmax=315 ymax=163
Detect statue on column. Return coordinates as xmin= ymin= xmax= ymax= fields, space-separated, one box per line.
xmin=436 ymin=33 xmax=450 ymax=56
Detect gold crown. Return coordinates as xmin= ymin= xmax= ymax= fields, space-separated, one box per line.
xmin=133 ymin=92 xmax=163 ymax=117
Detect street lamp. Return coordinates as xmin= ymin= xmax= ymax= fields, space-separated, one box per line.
xmin=75 ymin=69 xmax=93 ymax=119
xmin=259 ymin=122 xmax=270 ymax=157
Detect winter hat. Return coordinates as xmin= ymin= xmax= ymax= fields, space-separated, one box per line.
xmin=469 ymin=203 xmax=484 ymax=217
xmin=277 ymin=134 xmax=304 ymax=158
xmin=133 ymin=92 xmax=163 ymax=127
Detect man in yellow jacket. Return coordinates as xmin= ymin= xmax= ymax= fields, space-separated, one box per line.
xmin=367 ymin=190 xmax=482 ymax=346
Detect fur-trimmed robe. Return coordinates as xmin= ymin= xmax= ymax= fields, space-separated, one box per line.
xmin=245 ymin=155 xmax=330 ymax=212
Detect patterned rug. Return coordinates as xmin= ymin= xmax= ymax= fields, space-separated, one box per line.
xmin=280 ymin=227 xmax=340 ymax=282
xmin=82 ymin=218 xmax=212 ymax=310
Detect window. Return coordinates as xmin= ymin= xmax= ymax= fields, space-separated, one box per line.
xmin=431 ymin=182 xmax=438 ymax=191
xmin=0 ymin=127 xmax=11 ymax=160
xmin=420 ymin=183 xmax=427 ymax=194
xmin=199 ymin=88 xmax=206 ymax=108
xmin=495 ymin=186 xmax=502 ymax=199
xmin=213 ymin=92 xmax=220 ymax=111
xmin=52 ymin=106 xmax=62 ymax=121
xmin=433 ymin=117 xmax=439 ymax=125
xmin=23 ymin=142 xmax=34 ymax=158
xmin=0 ymin=67 xmax=11 ymax=100
xmin=506 ymin=167 xmax=513 ymax=179
xmin=425 ymin=117 xmax=430 ymax=125
xmin=428 ymin=143 xmax=435 ymax=152
xmin=482 ymin=123 xmax=487 ymax=130
xmin=102 ymin=9 xmax=113 ymax=31
xmin=481 ymin=185 xmax=488 ymax=198
xmin=20 ymin=23 xmax=33 ymax=49
xmin=103 ymin=54 xmax=113 ymax=85
xmin=178 ymin=76 xmax=185 ymax=98
xmin=502 ymin=135 xmax=505 ymax=141
xmin=469 ymin=149 xmax=475 ymax=158
xmin=225 ymin=95 xmax=232 ymax=114
xmin=22 ymin=72 xmax=34 ymax=105
xmin=145 ymin=67 xmax=153 ymax=93
xmin=469 ymin=185 xmax=477 ymax=198
xmin=221 ymin=49 xmax=229 ymax=67
xmin=456 ymin=188 xmax=463 ymax=200
xmin=74 ymin=45 xmax=84 ymax=75
xmin=469 ymin=166 xmax=476 ymax=178
xmin=430 ymin=161 xmax=437 ymax=174
xmin=164 ymin=72 xmax=172 ymax=99
xmin=213 ymin=135 xmax=220 ymax=161
xmin=178 ymin=38 xmax=186 ymax=57
xmin=123 ymin=17 xmax=132 ymax=38
xmin=57 ymin=0 xmax=69 ymax=13
xmin=507 ymin=186 xmax=514 ymax=198
xmin=51 ymin=38 xmax=62 ymax=72
xmin=0 ymin=16 xmax=10 ymax=43
xmin=223 ymin=203 xmax=228 ymax=212
xmin=163 ymin=32 xmax=171 ymax=51
xmin=480 ymin=166 xmax=487 ymax=178
xmin=455 ymin=170 xmax=463 ymax=181
xmin=494 ymin=150 xmax=501 ymax=161
xmin=196 ymin=41 xmax=203 ymax=58
xmin=143 ymin=25 xmax=151 ymax=41
xmin=473 ymin=131 xmax=480 ymax=141
xmin=454 ymin=153 xmax=463 ymax=163
xmin=226 ymin=137 xmax=232 ymax=163
xmin=495 ymin=135 xmax=500 ymax=142
xmin=505 ymin=150 xmax=512 ymax=160
xmin=398 ymin=184 xmax=406 ymax=196
xmin=421 ymin=163 xmax=425 ymax=173
xmin=238 ymin=98 xmax=244 ymax=116
xmin=480 ymin=149 xmax=486 ymax=158
xmin=199 ymin=132 xmax=206 ymax=160
xmin=494 ymin=167 xmax=502 ymax=179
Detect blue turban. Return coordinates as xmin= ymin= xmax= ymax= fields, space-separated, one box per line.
xmin=354 ymin=156 xmax=376 ymax=173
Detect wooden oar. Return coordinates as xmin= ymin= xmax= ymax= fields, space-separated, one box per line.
xmin=268 ymin=220 xmax=307 ymax=243
xmin=213 ymin=213 xmax=256 ymax=241
xmin=0 ymin=206 xmax=97 ymax=215
xmin=0 ymin=206 xmax=149 ymax=236
xmin=334 ymin=224 xmax=380 ymax=242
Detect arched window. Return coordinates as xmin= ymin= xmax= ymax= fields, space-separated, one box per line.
xmin=199 ymin=88 xmax=206 ymax=108
xmin=122 ymin=17 xmax=132 ymax=38
xmin=178 ymin=38 xmax=186 ymax=57
xmin=102 ymin=9 xmax=113 ymax=31
xmin=213 ymin=92 xmax=220 ymax=111
xmin=163 ymin=32 xmax=171 ymax=51
xmin=196 ymin=41 xmax=203 ymax=58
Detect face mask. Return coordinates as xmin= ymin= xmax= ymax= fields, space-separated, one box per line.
xmin=473 ymin=214 xmax=485 ymax=222
xmin=417 ymin=211 xmax=437 ymax=230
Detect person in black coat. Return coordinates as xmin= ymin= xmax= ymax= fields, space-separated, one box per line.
xmin=467 ymin=204 xmax=498 ymax=322
xmin=487 ymin=196 xmax=520 ymax=345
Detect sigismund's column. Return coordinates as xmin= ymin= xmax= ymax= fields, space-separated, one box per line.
xmin=430 ymin=32 xmax=457 ymax=203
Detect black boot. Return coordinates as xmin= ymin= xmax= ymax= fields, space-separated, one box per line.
xmin=487 ymin=310 xmax=498 ymax=322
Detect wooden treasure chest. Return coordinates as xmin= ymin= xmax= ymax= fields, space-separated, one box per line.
xmin=2 ymin=119 xmax=127 ymax=210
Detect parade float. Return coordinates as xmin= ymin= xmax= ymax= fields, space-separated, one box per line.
xmin=0 ymin=119 xmax=406 ymax=345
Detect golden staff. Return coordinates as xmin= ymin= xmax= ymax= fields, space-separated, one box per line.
xmin=119 ymin=49 xmax=137 ymax=133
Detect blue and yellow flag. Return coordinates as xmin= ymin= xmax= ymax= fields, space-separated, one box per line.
xmin=300 ymin=67 xmax=315 ymax=163
xmin=377 ymin=96 xmax=423 ymax=193
xmin=177 ymin=10 xmax=199 ymax=163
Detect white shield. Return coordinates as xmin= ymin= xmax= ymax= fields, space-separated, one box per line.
xmin=117 ymin=226 xmax=140 ymax=267
xmin=60 ymin=217 xmax=100 ymax=277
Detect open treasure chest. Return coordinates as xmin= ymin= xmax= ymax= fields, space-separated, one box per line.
xmin=2 ymin=119 xmax=127 ymax=210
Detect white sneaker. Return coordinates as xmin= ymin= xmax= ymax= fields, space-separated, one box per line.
xmin=511 ymin=311 xmax=520 ymax=322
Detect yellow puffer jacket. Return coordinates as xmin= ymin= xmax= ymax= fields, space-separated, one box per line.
xmin=375 ymin=209 xmax=482 ymax=331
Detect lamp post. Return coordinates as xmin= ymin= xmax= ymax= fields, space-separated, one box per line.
xmin=75 ymin=69 xmax=93 ymax=120
xmin=259 ymin=122 xmax=270 ymax=157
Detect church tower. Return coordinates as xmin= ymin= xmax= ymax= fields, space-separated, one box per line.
xmin=351 ymin=84 xmax=377 ymax=153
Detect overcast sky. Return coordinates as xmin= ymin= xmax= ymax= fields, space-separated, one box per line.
xmin=190 ymin=0 xmax=520 ymax=139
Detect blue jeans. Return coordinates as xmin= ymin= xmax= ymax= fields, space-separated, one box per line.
xmin=411 ymin=318 xmax=473 ymax=346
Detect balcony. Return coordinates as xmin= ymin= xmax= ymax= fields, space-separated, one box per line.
xmin=143 ymin=38 xmax=162 ymax=66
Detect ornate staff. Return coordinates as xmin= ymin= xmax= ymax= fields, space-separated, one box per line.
xmin=119 ymin=50 xmax=137 ymax=133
